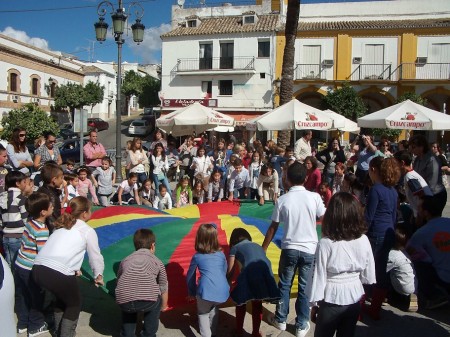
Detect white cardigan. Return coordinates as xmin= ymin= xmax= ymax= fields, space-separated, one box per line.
xmin=306 ymin=235 xmax=376 ymax=306
xmin=34 ymin=219 xmax=104 ymax=277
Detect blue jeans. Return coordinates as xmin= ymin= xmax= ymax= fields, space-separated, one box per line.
xmin=119 ymin=297 xmax=161 ymax=337
xmin=2 ymin=236 xmax=22 ymax=269
xmin=368 ymin=228 xmax=395 ymax=289
xmin=275 ymin=249 xmax=314 ymax=329
xmin=152 ymin=174 xmax=172 ymax=199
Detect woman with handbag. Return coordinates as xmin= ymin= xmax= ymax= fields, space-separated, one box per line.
xmin=151 ymin=143 xmax=172 ymax=199
xmin=316 ymin=137 xmax=346 ymax=186
xmin=191 ymin=146 xmax=213 ymax=190
xmin=128 ymin=137 xmax=149 ymax=185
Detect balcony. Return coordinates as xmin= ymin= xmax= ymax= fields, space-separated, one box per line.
xmin=348 ymin=64 xmax=395 ymax=81
xmin=392 ymin=63 xmax=450 ymax=80
xmin=173 ymin=57 xmax=255 ymax=75
xmin=294 ymin=64 xmax=329 ymax=80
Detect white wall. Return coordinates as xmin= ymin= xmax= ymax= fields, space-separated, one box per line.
xmin=161 ymin=32 xmax=276 ymax=110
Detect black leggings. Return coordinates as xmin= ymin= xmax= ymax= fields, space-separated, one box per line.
xmin=314 ymin=301 xmax=360 ymax=337
xmin=32 ymin=265 xmax=81 ymax=321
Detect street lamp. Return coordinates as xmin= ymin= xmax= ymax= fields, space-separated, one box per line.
xmin=94 ymin=0 xmax=145 ymax=182
xmin=272 ymin=78 xmax=281 ymax=108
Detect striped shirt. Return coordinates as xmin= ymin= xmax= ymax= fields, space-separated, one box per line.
xmin=0 ymin=187 xmax=27 ymax=237
xmin=15 ymin=219 xmax=49 ymax=271
xmin=115 ymin=249 xmax=168 ymax=305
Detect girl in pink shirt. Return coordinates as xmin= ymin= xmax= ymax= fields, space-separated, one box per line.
xmin=76 ymin=167 xmax=99 ymax=205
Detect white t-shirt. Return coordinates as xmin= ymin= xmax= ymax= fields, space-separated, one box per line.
xmin=404 ymin=169 xmax=431 ymax=217
xmin=119 ymin=180 xmax=138 ymax=195
xmin=271 ymin=185 xmax=326 ymax=253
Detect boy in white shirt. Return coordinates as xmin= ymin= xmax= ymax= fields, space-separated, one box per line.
xmin=228 ymin=158 xmax=250 ymax=201
xmin=394 ymin=150 xmax=432 ymax=227
xmin=262 ymin=161 xmax=326 ymax=337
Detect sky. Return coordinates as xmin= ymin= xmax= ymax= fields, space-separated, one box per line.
xmin=0 ymin=0 xmax=386 ymax=65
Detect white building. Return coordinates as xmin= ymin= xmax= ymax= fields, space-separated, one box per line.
xmin=161 ymin=0 xmax=450 ymax=143
xmin=161 ymin=3 xmax=280 ymax=138
xmin=0 ymin=33 xmax=161 ymax=124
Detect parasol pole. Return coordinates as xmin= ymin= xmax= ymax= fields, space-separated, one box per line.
xmin=442 ymin=103 xmax=446 ymax=151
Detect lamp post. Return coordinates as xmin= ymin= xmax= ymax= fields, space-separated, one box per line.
xmin=94 ymin=0 xmax=145 ymax=182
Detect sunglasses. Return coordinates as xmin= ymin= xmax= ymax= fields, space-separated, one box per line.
xmin=19 ymin=134 xmax=26 ymax=137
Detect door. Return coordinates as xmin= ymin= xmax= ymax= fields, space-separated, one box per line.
xmin=430 ymin=43 xmax=450 ymax=79
xmin=301 ymin=45 xmax=321 ymax=78
xmin=363 ymin=44 xmax=385 ymax=79
xmin=220 ymin=42 xmax=234 ymax=69
xmin=199 ymin=43 xmax=213 ymax=69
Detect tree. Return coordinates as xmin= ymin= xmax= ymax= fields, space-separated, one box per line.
xmin=84 ymin=81 xmax=105 ymax=113
xmin=139 ymin=75 xmax=160 ymax=107
xmin=54 ymin=82 xmax=87 ymax=112
xmin=122 ymin=70 xmax=144 ymax=113
xmin=54 ymin=81 xmax=104 ymax=122
xmin=396 ymin=92 xmax=427 ymax=106
xmin=276 ymin=0 xmax=300 ymax=148
xmin=1 ymin=104 xmax=59 ymax=141
xmin=322 ymin=83 xmax=367 ymax=121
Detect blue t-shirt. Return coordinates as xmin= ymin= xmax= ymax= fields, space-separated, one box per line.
xmin=365 ymin=183 xmax=398 ymax=236
xmin=186 ymin=251 xmax=229 ymax=303
xmin=357 ymin=147 xmax=377 ymax=171
xmin=407 ymin=217 xmax=450 ymax=283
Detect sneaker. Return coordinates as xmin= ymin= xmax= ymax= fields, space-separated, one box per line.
xmin=17 ymin=327 xmax=27 ymax=334
xmin=295 ymin=322 xmax=311 ymax=337
xmin=267 ymin=314 xmax=286 ymax=331
xmin=28 ymin=323 xmax=49 ymax=337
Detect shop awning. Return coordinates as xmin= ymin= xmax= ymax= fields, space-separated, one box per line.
xmin=232 ymin=114 xmax=261 ymax=126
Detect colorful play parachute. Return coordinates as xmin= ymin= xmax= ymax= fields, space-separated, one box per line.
xmin=82 ymin=201 xmax=320 ymax=307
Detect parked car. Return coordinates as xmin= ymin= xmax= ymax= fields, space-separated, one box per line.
xmin=56 ymin=128 xmax=78 ymax=142
xmin=87 ymin=118 xmax=109 ymax=132
xmin=58 ymin=138 xmax=88 ymax=163
xmin=128 ymin=119 xmax=153 ymax=136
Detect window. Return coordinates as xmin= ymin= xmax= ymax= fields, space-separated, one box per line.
xmin=187 ymin=20 xmax=197 ymax=27
xmin=202 ymin=81 xmax=212 ymax=98
xmin=10 ymin=73 xmax=18 ymax=92
xmin=32 ymin=78 xmax=39 ymax=95
xmin=220 ymin=42 xmax=234 ymax=69
xmin=199 ymin=43 xmax=213 ymax=69
xmin=243 ymin=15 xmax=255 ymax=24
xmin=218 ymin=80 xmax=232 ymax=96
xmin=258 ymin=41 xmax=270 ymax=58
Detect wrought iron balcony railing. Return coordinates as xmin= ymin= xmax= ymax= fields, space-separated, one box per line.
xmin=392 ymin=63 xmax=450 ymax=80
xmin=294 ymin=64 xmax=329 ymax=80
xmin=175 ymin=57 xmax=255 ymax=72
xmin=348 ymin=64 xmax=394 ymax=81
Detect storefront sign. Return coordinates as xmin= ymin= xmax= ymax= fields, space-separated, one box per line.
xmin=162 ymin=99 xmax=218 ymax=108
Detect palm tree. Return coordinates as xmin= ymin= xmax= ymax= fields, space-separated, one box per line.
xmin=276 ymin=0 xmax=300 ymax=148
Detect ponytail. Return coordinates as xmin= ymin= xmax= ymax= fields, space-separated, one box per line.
xmin=54 ymin=196 xmax=91 ymax=230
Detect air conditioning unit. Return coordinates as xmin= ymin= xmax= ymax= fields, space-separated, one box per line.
xmin=353 ymin=57 xmax=362 ymax=64
xmin=322 ymin=59 xmax=334 ymax=67
xmin=416 ymin=57 xmax=428 ymax=65
xmin=12 ymin=95 xmax=19 ymax=103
